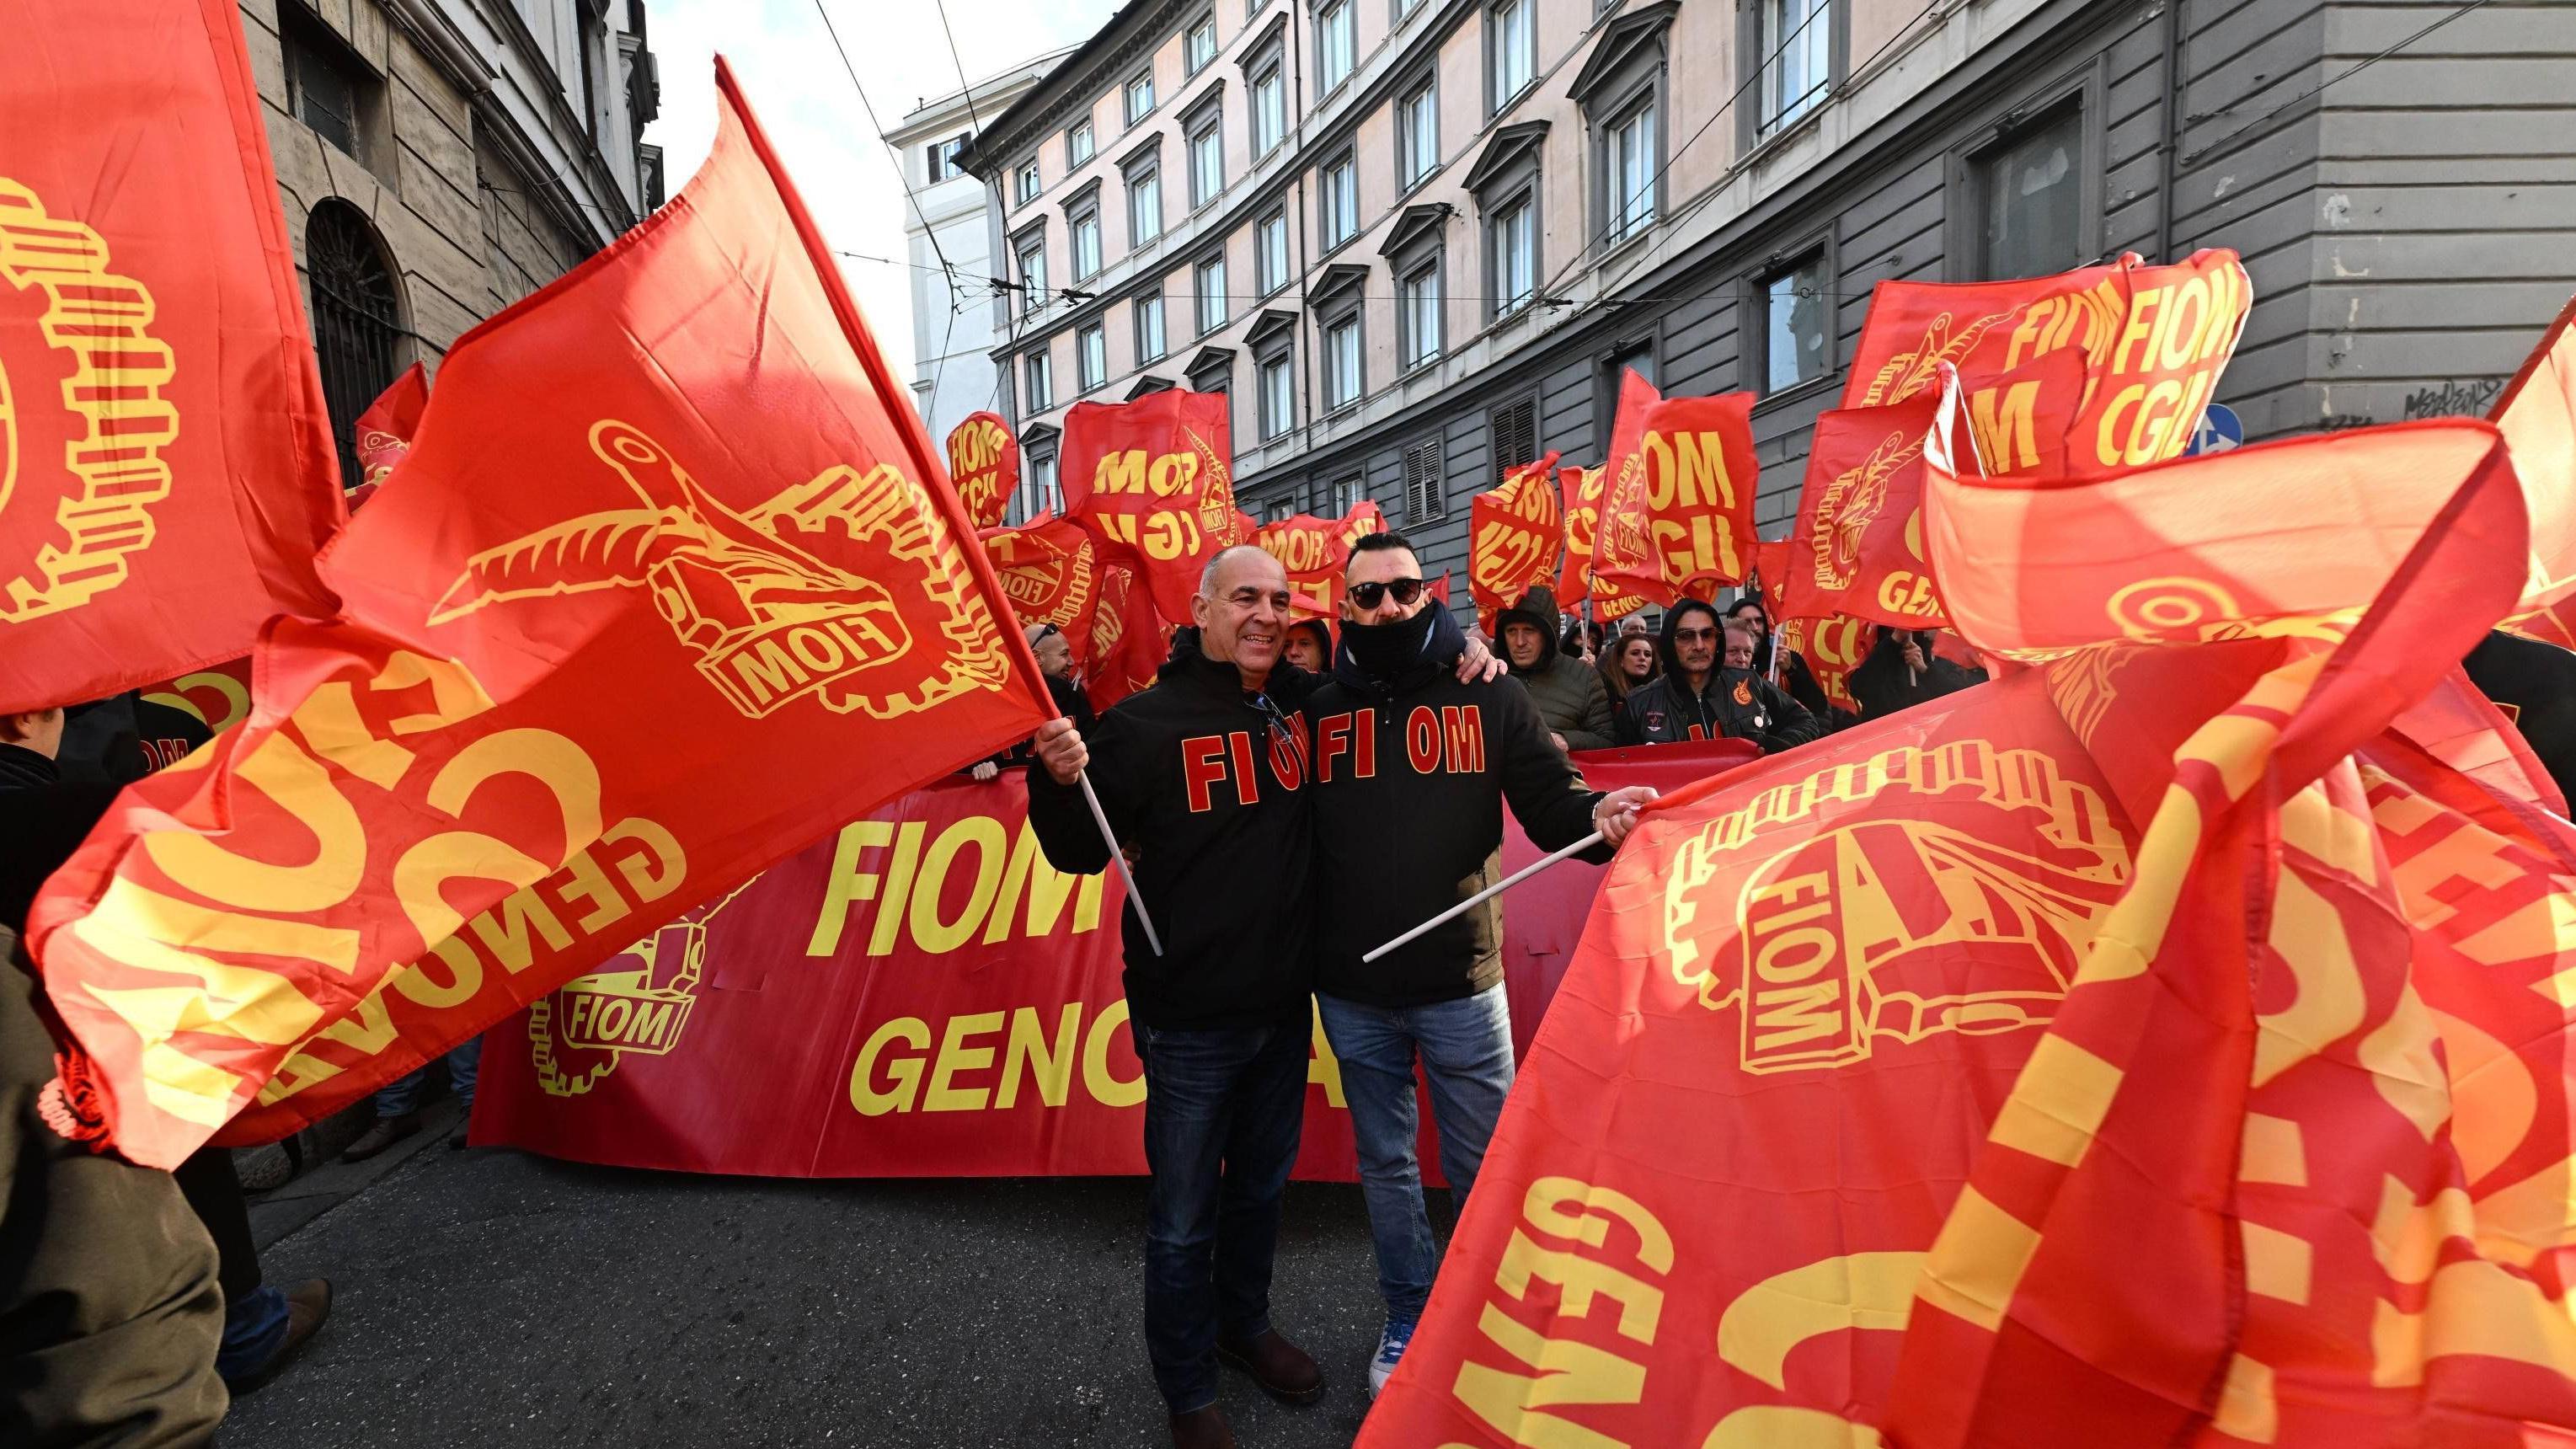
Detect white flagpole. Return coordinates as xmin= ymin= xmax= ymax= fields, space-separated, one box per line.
xmin=1362 ymin=831 xmax=1603 ymax=963
xmin=1077 ymin=771 xmax=1163 ymax=957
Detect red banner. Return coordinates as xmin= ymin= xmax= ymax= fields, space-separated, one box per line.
xmin=981 ymin=513 xmax=1099 ymax=663
xmin=1844 ymin=250 xmax=2250 ymax=480
xmin=1777 ymin=611 xmax=1869 ymax=712
xmin=2493 ymin=293 xmax=2576 ymax=648
xmin=1061 ymin=388 xmax=1245 ymax=624
xmin=1469 ymin=453 xmax=1563 ymax=626
xmin=355 ymin=362 xmax=430 ymax=488
xmin=1784 ymin=389 xmax=1948 ymax=628
xmin=29 ymin=62 xmax=1053 ymax=1169
xmin=1255 ymin=500 xmax=1386 ymax=618
xmin=945 ymin=409 xmax=1018 ymax=531
xmin=0 ymin=0 xmax=345 ymax=713
xmin=473 ymin=745 xmax=1746 ymax=1176
xmin=1594 ymin=378 xmax=1758 ymax=607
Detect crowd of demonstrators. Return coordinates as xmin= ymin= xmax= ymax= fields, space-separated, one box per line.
xmin=1614 ymin=603 xmax=1823 ymax=753
xmin=1726 ymin=596 xmax=1838 ymax=724
xmin=1848 ymin=625 xmax=1983 ymax=724
xmin=1595 ymin=633 xmax=1662 ymax=733
xmin=2 ymin=699 xmax=334 ymax=1447
xmin=1499 ymin=586 xmax=1617 ymax=752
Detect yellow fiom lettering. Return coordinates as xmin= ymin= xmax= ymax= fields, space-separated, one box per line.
xmin=1753 ymin=928 xmax=1834 ymax=984
xmin=1147 ymin=451 xmax=1200 ymax=496
xmin=869 ymin=821 xmax=930 ymax=955
xmin=850 ymin=1017 xmax=931 ymax=1114
xmin=1083 ymin=997 xmax=1146 ymax=1107
xmin=731 ymin=639 xmax=809 ymax=707
xmin=142 ymin=731 xmax=365 ymax=912
xmin=388 ymin=936 xmax=483 ymax=1009
xmin=2110 ymin=287 xmax=2162 ymax=375
xmin=1522 ymin=1178 xmax=1675 ymax=1274
xmin=393 ymin=729 xmax=605 ymax=946
xmin=1752 ymin=980 xmax=1843 ymax=1051
xmin=997 ymin=1003 xmax=1081 ymax=1109
xmin=1966 ymin=381 xmax=2041 ymax=473
xmin=1494 ymin=1229 xmax=1666 ymax=1343
xmin=911 ymin=817 xmax=1007 ymax=954
xmin=1095 ymin=449 xmax=1148 ymax=495
xmin=924 ymin=1010 xmax=1005 ymax=1111
xmin=1748 ymin=872 xmax=1829 ymax=932
xmin=1309 ymin=1001 xmax=1345 ymax=1108
xmin=2158 ymin=275 xmax=2212 ymax=370
xmin=983 ymin=822 xmax=1105 ymax=944
xmin=601 ymin=817 xmax=685 ymax=902
xmin=467 ymin=884 xmax=575 ymax=973
xmin=807 ymin=821 xmax=894 ymax=955
xmin=1452 ymin=1303 xmax=1646 ymax=1449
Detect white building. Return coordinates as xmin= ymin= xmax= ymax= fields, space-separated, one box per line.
xmin=881 ymin=50 xmax=1068 ymax=449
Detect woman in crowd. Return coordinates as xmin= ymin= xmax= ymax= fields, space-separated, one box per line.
xmin=1597 ymin=633 xmax=1660 ymax=733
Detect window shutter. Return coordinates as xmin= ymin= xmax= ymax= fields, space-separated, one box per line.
xmin=1405 ymin=439 xmax=1446 ymax=522
xmin=1490 ymin=397 xmax=1539 ymax=475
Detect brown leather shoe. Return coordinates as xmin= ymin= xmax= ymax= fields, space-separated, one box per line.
xmin=1216 ymin=1328 xmax=1325 ymax=1404
xmin=1168 ymin=1404 xmax=1237 ymax=1448
xmin=229 ymin=1278 xmax=332 ymax=1395
xmin=339 ymin=1112 xmax=419 ymax=1161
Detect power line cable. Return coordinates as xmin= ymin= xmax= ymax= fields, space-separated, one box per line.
xmin=813 ymin=0 xmax=959 ymax=284
xmin=2178 ymin=0 xmax=2493 ymax=163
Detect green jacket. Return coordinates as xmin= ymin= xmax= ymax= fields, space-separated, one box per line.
xmin=1498 ymin=586 xmax=1616 ymax=751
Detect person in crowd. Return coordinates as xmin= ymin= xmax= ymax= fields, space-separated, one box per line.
xmin=339 ymin=1046 xmax=479 ymax=1158
xmin=1024 ymin=547 xmax=1497 ymax=1449
xmin=2465 ymin=629 xmax=2576 ymax=802
xmin=969 ymin=624 xmax=1097 ymax=782
xmin=1725 ymin=596 xmax=1834 ymax=723
xmin=1847 ymin=625 xmax=1985 ymax=724
xmin=1558 ymin=619 xmax=1603 ymax=667
xmin=1498 ymin=586 xmax=1616 ymax=753
xmin=1618 ymin=615 xmax=1653 ymax=639
xmin=1616 ymin=605 xmax=1824 ymax=753
xmin=1303 ymin=534 xmax=1657 ymax=1398
xmin=1282 ymin=618 xmax=1333 ymax=674
xmin=1597 ymin=632 xmax=1660 ymax=731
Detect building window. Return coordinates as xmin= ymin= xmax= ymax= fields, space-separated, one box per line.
xmin=1398 ymin=78 xmax=1439 ymax=189
xmin=927 ymin=135 xmax=969 ymax=182
xmin=1016 ymin=161 xmax=1042 ymax=205
xmin=1071 ymin=201 xmax=1103 ymax=280
xmin=1196 ymin=254 xmax=1228 ymax=334
xmin=1258 ymin=209 xmax=1290 ymax=293
xmin=1125 ymin=71 xmax=1157 ymax=126
xmin=1025 ymin=350 xmax=1053 ymax=410
xmin=1399 ymin=260 xmax=1440 ymax=369
xmin=1488 ymin=0 xmax=1534 ymax=112
xmin=1322 ymin=153 xmax=1358 ymax=248
xmin=1760 ymin=254 xmax=1829 ymax=393
xmin=1328 ymin=474 xmax=1363 ymax=516
xmin=1759 ymin=0 xmax=1832 ymax=138
xmin=1610 ymin=102 xmax=1656 ymax=243
xmin=1490 ymin=196 xmax=1535 ymax=316
xmin=1252 ymin=61 xmax=1286 ymax=154
xmin=1324 ymin=315 xmax=1362 ymax=410
xmin=1185 ymin=13 xmax=1219 ymax=74
xmin=1136 ymin=292 xmax=1168 ymax=361
xmin=282 ymin=9 xmax=374 ymax=163
xmin=1067 ymin=119 xmax=1094 ymax=166
xmin=1599 ymin=341 xmax=1654 ymax=438
xmin=1128 ymin=162 xmax=1163 ymax=246
xmin=1189 ymin=112 xmax=1225 ymax=208
xmin=1015 ymin=234 xmax=1048 ymax=314
xmin=1975 ymin=102 xmax=2085 ymax=281
xmin=1317 ymin=1 xmax=1355 ymax=92
xmin=1403 ymin=437 xmax=1445 ymax=522
xmin=1028 ymin=447 xmax=1061 ymax=516
xmin=306 ymin=201 xmax=404 ymax=488
xmin=1258 ymin=350 xmax=1295 ymax=439
xmin=1079 ymin=323 xmax=1108 ymax=392
xmin=1491 ymin=395 xmax=1538 ymax=473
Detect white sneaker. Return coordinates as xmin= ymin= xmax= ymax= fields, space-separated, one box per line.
xmin=1368 ymin=1319 xmax=1417 ymax=1398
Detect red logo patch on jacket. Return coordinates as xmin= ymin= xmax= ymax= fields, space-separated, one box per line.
xmin=1732 ymin=679 xmax=1754 ymax=706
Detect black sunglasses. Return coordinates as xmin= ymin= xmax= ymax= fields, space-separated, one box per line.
xmin=1347 ymin=578 xmax=1426 ymax=610
xmin=1249 ymin=692 xmax=1297 ymax=742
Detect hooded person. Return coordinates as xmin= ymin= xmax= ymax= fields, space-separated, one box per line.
xmin=1724 ymin=595 xmax=1833 ymax=722
xmin=1615 ymin=602 xmax=1824 ymax=752
xmin=1495 ymin=585 xmax=1616 ymax=753
xmin=1301 ymin=534 xmax=1656 ymax=1399
xmin=1846 ymin=625 xmax=1984 ymax=724
xmin=1281 ymin=617 xmax=1333 ymax=675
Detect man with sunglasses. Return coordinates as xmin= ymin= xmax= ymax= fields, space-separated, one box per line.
xmin=1616 ymin=602 xmax=1823 ymax=752
xmin=1301 ymin=532 xmax=1658 ymax=1397
xmin=1024 ymin=544 xmax=1496 ymax=1448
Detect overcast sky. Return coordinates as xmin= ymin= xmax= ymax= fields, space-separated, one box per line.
xmin=644 ymin=0 xmax=1117 ymax=395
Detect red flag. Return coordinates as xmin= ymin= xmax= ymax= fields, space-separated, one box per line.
xmin=0 ymin=0 xmax=343 ymax=713
xmin=981 ymin=512 xmax=1099 ymax=661
xmin=29 ymin=61 xmax=1054 ymax=1169
xmin=1468 ymin=452 xmax=1563 ymax=624
xmin=1257 ymin=500 xmax=1385 ymax=618
xmin=1084 ymin=560 xmax=1168 ymax=713
xmin=2492 ymin=294 xmax=2576 ymax=648
xmin=945 ymin=409 xmax=1020 ymax=532
xmin=1593 ymin=377 xmax=1758 ymax=607
xmin=1060 ymin=388 xmax=1244 ymax=623
xmin=1846 ymin=250 xmax=2249 ymax=480
xmin=354 ymin=363 xmax=430 ymax=489
xmin=1782 ymin=390 xmax=1949 ymax=629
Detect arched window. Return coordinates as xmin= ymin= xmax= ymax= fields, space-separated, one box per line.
xmin=305 ymin=200 xmax=404 ymax=489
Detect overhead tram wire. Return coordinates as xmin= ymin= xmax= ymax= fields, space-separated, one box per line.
xmin=928 ymin=0 xmax=996 ymax=429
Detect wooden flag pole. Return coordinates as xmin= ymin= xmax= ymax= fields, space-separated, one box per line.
xmin=1077 ymin=771 xmax=1163 ymax=957
xmin=1362 ymin=830 xmax=1602 ymax=963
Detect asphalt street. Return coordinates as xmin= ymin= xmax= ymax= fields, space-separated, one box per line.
xmin=218 ymin=1138 xmax=1414 ymax=1448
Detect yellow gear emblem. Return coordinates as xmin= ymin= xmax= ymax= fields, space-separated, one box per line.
xmin=528 ymin=878 xmax=756 ymax=1097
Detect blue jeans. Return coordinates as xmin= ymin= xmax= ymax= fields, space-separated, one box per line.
xmin=1316 ymin=986 xmax=1515 ymax=1325
xmin=375 ymin=1036 xmax=480 ymax=1116
xmin=1135 ymin=1013 xmax=1308 ymax=1414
